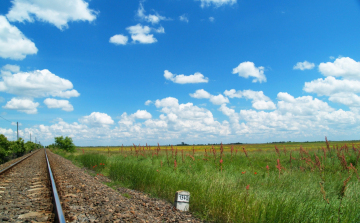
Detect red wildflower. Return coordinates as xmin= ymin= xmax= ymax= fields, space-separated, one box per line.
xmin=246 ymin=185 xmax=250 ymax=190
xmin=220 ymin=159 xmax=223 ymax=164
xmin=242 ymin=171 xmax=246 ymax=174
xmin=266 ymin=165 xmax=269 ymax=171
xmin=254 ymin=172 xmax=257 ymax=175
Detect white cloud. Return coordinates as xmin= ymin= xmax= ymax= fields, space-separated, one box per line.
xmin=21 ymin=91 xmax=360 ymax=145
xmin=0 ymin=16 xmax=37 ymax=60
xmin=154 ymin=26 xmax=165 ymax=33
xmin=303 ymin=76 xmax=360 ymax=96
xmin=25 ymin=97 xmax=231 ymax=145
xmin=210 ymin=94 xmax=229 ymax=105
xmin=0 ymin=69 xmax=80 ymax=98
xmin=109 ymin=34 xmax=128 ymax=45
xmin=319 ymin=57 xmax=360 ymax=79
xmin=79 ymin=112 xmax=114 ymax=128
xmin=44 ymin=98 xmax=73 ymax=112
xmin=164 ymin=70 xmax=209 ymax=84
xmin=152 ymin=97 xmax=230 ymax=135
xmin=131 ymin=110 xmax=152 ymax=119
xmin=1 ymin=64 xmax=20 ymax=74
xmin=137 ymin=2 xmax=167 ymax=24
xmin=126 ymin=24 xmax=157 ymax=44
xmin=190 ymin=89 xmax=229 ymax=105
xmin=217 ymin=92 xmax=357 ymax=139
xmin=3 ymin=98 xmax=39 ymax=114
xmin=328 ymin=93 xmax=360 ymax=107
xmin=11 ymin=122 xmax=22 ymax=126
xmin=277 ymin=93 xmax=334 ymax=116
xmin=293 ymin=61 xmax=315 ymax=70
xmin=0 ymin=128 xmax=13 ymax=140
xmin=277 ymin=92 xmax=295 ymax=103
xmin=145 ymin=100 xmax=152 ymax=105
xmin=209 ymin=17 xmax=215 ymax=22
xmin=155 ymin=97 xmax=179 ymax=108
xmin=252 ymin=101 xmax=276 ymax=110
xmin=224 ymin=89 xmax=276 ymax=110
xmin=179 ymin=14 xmax=189 ymax=23
xmin=6 ymin=0 xmax=97 ymax=30
xmin=232 ymin=61 xmax=266 ymax=83
xmin=190 ymin=89 xmax=211 ymax=99
xmin=196 ymin=0 xmax=237 ymax=7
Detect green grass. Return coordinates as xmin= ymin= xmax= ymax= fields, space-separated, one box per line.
xmin=53 ymin=142 xmax=360 ymax=222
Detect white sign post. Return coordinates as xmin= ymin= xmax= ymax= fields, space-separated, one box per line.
xmin=174 ymin=190 xmax=190 ymax=211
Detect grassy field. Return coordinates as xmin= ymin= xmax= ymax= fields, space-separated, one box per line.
xmin=53 ymin=139 xmax=360 ymax=222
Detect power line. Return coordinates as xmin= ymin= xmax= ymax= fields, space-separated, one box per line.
xmin=0 ymin=115 xmax=11 ymax=123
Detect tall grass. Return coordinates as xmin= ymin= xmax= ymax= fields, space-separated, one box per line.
xmin=56 ymin=142 xmax=360 ymax=222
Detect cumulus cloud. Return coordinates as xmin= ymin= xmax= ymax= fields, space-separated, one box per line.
xmin=24 ymin=97 xmax=231 ymax=145
xmin=179 ymin=14 xmax=189 ymax=23
xmin=137 ymin=2 xmax=167 ymax=24
xmin=217 ymin=91 xmax=357 ymax=139
xmin=109 ymin=34 xmax=128 ymax=45
xmin=303 ymin=76 xmax=360 ymax=96
xmin=0 ymin=128 xmax=13 ymax=140
xmin=224 ymin=89 xmax=276 ymax=110
xmin=209 ymin=17 xmax=215 ymax=22
xmin=1 ymin=64 xmax=20 ymax=75
xmin=190 ymin=89 xmax=229 ymax=105
xmin=232 ymin=61 xmax=266 ymax=83
xmin=154 ymin=26 xmax=165 ymax=33
xmin=145 ymin=100 xmax=152 ymax=105
xmin=277 ymin=93 xmax=334 ymax=116
xmin=293 ymin=61 xmax=315 ymax=70
xmin=0 ymin=16 xmax=37 ymax=60
xmin=6 ymin=0 xmax=97 ymax=30
xmin=164 ymin=70 xmax=209 ymax=84
xmin=328 ymin=93 xmax=360 ymax=107
xmin=79 ymin=112 xmax=114 ymax=128
xmin=319 ymin=57 xmax=360 ymax=79
xmin=0 ymin=69 xmax=80 ymax=98
xmin=196 ymin=0 xmax=237 ymax=7
xmin=153 ymin=97 xmax=230 ymax=134
xmin=44 ymin=98 xmax=73 ymax=112
xmin=210 ymin=94 xmax=229 ymax=105
xmin=132 ymin=110 xmax=152 ymax=119
xmin=190 ymin=89 xmax=211 ymax=99
xmin=3 ymin=98 xmax=39 ymax=114
xmin=126 ymin=24 xmax=157 ymax=44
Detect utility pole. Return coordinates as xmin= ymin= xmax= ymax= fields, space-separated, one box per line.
xmin=30 ymin=133 xmax=31 ymax=142
xmin=35 ymin=137 xmax=37 ymax=144
xmin=17 ymin=122 xmax=19 ymax=140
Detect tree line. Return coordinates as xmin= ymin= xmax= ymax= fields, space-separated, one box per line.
xmin=0 ymin=134 xmax=41 ymax=164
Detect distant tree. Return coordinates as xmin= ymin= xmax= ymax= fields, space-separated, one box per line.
xmin=54 ymin=136 xmax=75 ymax=152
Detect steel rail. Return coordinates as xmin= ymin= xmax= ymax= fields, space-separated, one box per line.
xmin=44 ymin=149 xmax=66 ymax=223
xmin=0 ymin=149 xmax=40 ymax=175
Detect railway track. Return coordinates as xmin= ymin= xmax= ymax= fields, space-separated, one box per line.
xmin=0 ymin=149 xmax=65 ymax=222
xmin=0 ymin=149 xmax=201 ymax=222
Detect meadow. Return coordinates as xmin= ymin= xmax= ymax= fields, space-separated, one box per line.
xmin=53 ymin=139 xmax=360 ymax=222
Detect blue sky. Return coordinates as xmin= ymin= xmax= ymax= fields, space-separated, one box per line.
xmin=0 ymin=0 xmax=360 ymax=146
